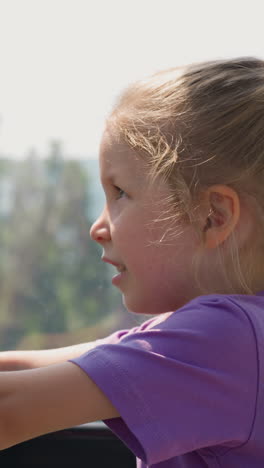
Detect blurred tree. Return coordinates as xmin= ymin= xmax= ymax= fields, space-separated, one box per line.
xmin=0 ymin=143 xmax=119 ymax=350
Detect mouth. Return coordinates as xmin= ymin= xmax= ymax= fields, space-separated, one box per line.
xmin=101 ymin=256 xmax=127 ymax=287
xmin=102 ymin=256 xmax=126 ymax=272
xmin=111 ymin=267 xmax=127 ymax=287
xmin=115 ymin=264 xmax=126 ymax=273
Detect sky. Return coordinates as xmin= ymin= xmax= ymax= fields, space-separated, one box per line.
xmin=0 ymin=0 xmax=264 ymax=159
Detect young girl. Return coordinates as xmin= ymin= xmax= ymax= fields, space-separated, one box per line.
xmin=0 ymin=57 xmax=264 ymax=468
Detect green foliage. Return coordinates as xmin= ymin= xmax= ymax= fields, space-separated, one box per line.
xmin=0 ymin=142 xmax=120 ymax=350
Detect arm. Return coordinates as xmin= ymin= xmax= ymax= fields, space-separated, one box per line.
xmin=0 ymin=342 xmax=98 ymax=371
xmin=0 ymin=362 xmax=120 ymax=450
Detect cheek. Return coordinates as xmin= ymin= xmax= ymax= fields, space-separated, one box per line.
xmin=112 ymin=209 xmax=148 ymax=240
xmin=147 ymin=227 xmax=198 ymax=275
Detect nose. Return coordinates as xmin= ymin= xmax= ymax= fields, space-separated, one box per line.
xmin=90 ymin=206 xmax=111 ymax=244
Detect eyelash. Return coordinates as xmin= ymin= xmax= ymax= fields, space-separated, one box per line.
xmin=114 ymin=185 xmax=126 ymax=199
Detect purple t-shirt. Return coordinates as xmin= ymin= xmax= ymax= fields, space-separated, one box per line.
xmin=70 ymin=293 xmax=264 ymax=467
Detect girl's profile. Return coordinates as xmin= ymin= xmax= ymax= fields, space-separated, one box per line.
xmin=1 ymin=57 xmax=264 ymax=467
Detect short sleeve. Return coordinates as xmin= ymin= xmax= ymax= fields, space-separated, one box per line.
xmin=70 ymin=295 xmax=258 ymax=466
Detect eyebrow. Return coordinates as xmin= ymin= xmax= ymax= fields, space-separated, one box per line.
xmin=100 ymin=173 xmax=118 ymax=187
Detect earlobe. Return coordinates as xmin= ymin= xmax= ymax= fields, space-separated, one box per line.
xmin=202 ymin=185 xmax=240 ymax=249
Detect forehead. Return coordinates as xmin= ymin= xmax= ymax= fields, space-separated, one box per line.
xmin=99 ymin=129 xmax=148 ymax=181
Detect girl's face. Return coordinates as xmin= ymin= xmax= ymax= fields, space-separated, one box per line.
xmin=90 ymin=129 xmax=201 ymax=314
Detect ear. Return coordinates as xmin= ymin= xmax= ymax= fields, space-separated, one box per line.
xmin=201 ymin=185 xmax=240 ymax=249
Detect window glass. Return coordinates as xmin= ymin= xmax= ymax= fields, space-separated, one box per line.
xmin=0 ymin=144 xmax=141 ymax=350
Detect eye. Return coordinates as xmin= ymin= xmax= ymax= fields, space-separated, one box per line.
xmin=114 ymin=185 xmax=126 ymax=199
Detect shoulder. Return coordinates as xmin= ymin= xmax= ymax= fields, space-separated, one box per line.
xmin=146 ymin=293 xmax=258 ymax=335
xmin=75 ymin=293 xmax=260 ymax=386
xmin=167 ymin=293 xmax=260 ymax=332
xmin=134 ymin=293 xmax=259 ymax=368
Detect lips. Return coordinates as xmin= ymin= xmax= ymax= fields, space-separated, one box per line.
xmin=101 ymin=256 xmax=127 ymax=288
xmin=101 ymin=256 xmax=126 ymax=272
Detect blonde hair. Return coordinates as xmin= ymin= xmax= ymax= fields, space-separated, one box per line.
xmin=108 ymin=57 xmax=264 ymax=294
